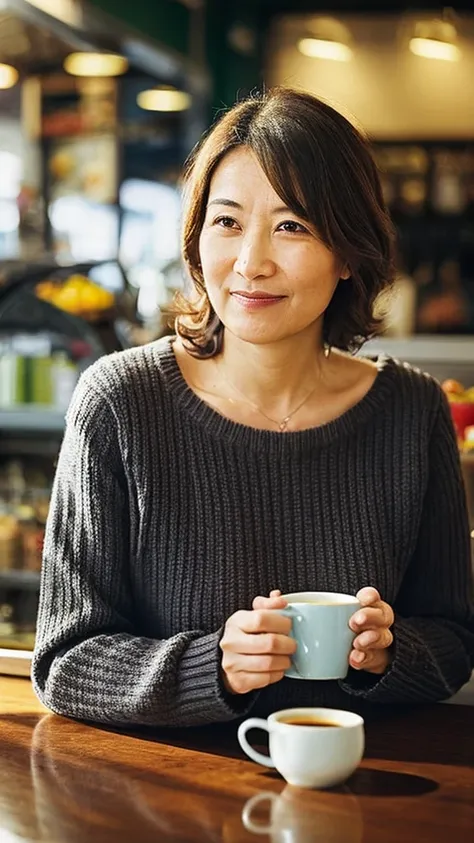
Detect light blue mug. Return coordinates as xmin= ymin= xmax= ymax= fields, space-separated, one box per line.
xmin=280 ymin=591 xmax=360 ymax=680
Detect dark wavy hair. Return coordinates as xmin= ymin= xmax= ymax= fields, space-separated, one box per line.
xmin=168 ymin=87 xmax=396 ymax=357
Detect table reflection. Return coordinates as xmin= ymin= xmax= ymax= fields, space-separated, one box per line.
xmin=0 ymin=706 xmax=471 ymax=843
xmin=241 ymin=786 xmax=363 ymax=843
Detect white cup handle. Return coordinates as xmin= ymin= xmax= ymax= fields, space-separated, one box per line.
xmin=241 ymin=791 xmax=278 ymax=834
xmin=237 ymin=718 xmax=276 ymax=768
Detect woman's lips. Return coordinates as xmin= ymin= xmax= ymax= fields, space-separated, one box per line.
xmin=230 ymin=292 xmax=286 ymax=311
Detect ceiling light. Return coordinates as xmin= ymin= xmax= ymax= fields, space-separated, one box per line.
xmin=64 ymin=52 xmax=128 ymax=77
xmin=409 ymin=18 xmax=461 ymax=62
xmin=137 ymin=86 xmax=191 ymax=112
xmin=298 ymin=37 xmax=352 ymax=62
xmin=409 ymin=37 xmax=460 ymax=61
xmin=0 ymin=63 xmax=19 ymax=89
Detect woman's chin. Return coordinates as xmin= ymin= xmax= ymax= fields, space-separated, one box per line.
xmin=223 ymin=321 xmax=289 ymax=346
xmin=221 ymin=313 xmax=318 ymax=347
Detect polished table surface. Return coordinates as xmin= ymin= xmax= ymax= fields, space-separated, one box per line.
xmin=1 ymin=677 xmax=473 ymax=843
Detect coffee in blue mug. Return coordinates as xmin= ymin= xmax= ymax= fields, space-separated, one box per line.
xmin=280 ymin=591 xmax=360 ymax=680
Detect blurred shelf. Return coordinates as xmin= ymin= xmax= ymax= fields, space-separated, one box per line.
xmin=0 ymin=635 xmax=35 ymax=650
xmin=0 ymin=648 xmax=33 ymax=676
xmin=0 ymin=408 xmax=65 ymax=433
xmin=0 ymin=437 xmax=60 ymax=457
xmin=0 ymin=570 xmax=41 ymax=591
xmin=363 ymin=336 xmax=474 ymax=363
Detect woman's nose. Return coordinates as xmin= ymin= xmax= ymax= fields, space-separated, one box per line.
xmin=234 ymin=236 xmax=276 ymax=280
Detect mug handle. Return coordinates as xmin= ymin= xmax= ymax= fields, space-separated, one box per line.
xmin=241 ymin=792 xmax=278 ymax=834
xmin=237 ymin=718 xmax=276 ymax=768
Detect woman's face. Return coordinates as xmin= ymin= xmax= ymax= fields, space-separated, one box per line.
xmin=198 ymin=147 xmax=349 ymax=347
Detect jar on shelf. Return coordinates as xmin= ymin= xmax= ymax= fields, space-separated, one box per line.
xmin=16 ymin=504 xmax=44 ymax=572
xmin=0 ymin=603 xmax=15 ymax=641
xmin=0 ymin=513 xmax=21 ymax=570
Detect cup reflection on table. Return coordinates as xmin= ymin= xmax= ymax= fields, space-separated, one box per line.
xmin=241 ymin=785 xmax=364 ymax=843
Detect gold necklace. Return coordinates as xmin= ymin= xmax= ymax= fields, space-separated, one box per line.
xmin=215 ymin=357 xmax=327 ymax=433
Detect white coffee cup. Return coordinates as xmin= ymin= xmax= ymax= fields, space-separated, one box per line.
xmin=237 ymin=707 xmax=364 ymax=789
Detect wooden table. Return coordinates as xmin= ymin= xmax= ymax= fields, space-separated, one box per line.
xmin=1 ymin=677 xmax=473 ymax=843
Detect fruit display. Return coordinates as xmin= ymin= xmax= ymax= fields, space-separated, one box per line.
xmin=441 ymin=379 xmax=474 ymax=449
xmin=35 ymin=274 xmax=115 ymax=321
xmin=441 ymin=380 xmax=474 ymax=402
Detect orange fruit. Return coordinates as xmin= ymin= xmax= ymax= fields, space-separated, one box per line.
xmin=441 ymin=379 xmax=465 ymax=396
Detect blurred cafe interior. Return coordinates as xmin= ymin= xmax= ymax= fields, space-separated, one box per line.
xmin=0 ymin=0 xmax=474 ymax=676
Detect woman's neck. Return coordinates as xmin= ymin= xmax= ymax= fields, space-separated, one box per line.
xmin=214 ymin=329 xmax=327 ymax=418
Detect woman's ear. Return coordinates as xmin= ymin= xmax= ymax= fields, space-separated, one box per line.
xmin=340 ymin=265 xmax=351 ymax=280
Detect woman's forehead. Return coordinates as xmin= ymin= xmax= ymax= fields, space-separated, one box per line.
xmin=208 ymin=148 xmax=289 ymax=208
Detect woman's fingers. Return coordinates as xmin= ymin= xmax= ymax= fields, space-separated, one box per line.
xmin=220 ymin=602 xmax=296 ymax=694
xmin=235 ymin=609 xmax=292 ymax=636
xmin=352 ymin=627 xmax=394 ymax=651
xmin=225 ymin=670 xmax=286 ymax=694
xmin=349 ymin=648 xmax=390 ymax=674
xmin=222 ymin=653 xmax=292 ymax=673
xmin=356 ymin=586 xmax=382 ymax=606
xmin=220 ymin=626 xmax=296 ymax=655
xmin=252 ymin=593 xmax=286 ymax=610
xmin=349 ymin=589 xmax=394 ymax=675
xmin=350 ymin=601 xmax=395 ymax=632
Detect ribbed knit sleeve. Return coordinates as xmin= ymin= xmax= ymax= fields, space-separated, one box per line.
xmin=31 ymin=369 xmax=252 ymax=727
xmin=341 ymin=386 xmax=474 ymax=703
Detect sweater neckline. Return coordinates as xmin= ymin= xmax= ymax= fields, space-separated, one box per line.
xmin=152 ymin=335 xmax=399 ymax=452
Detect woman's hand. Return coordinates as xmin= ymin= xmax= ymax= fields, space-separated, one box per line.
xmin=220 ymin=591 xmax=296 ymax=694
xmin=349 ymin=587 xmax=394 ymax=675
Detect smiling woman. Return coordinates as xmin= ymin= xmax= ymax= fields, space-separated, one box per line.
xmin=31 ymin=87 xmax=474 ymax=729
xmin=196 ymin=147 xmax=350 ymax=353
xmin=171 ymin=88 xmax=395 ymax=358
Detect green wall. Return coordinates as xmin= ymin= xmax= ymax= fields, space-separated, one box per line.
xmin=89 ymin=0 xmax=190 ymax=57
xmin=205 ymin=0 xmax=266 ymax=114
xmin=89 ymin=0 xmax=266 ymax=116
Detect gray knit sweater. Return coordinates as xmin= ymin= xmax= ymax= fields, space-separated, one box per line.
xmin=32 ymin=337 xmax=474 ymax=726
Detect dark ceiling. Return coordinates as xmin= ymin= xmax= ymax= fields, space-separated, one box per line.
xmin=257 ymin=0 xmax=474 ymax=12
xmin=2 ymin=3 xmax=473 ymax=78
xmin=0 ymin=12 xmax=73 ymax=74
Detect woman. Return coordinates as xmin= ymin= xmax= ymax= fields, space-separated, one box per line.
xmin=32 ymin=88 xmax=474 ymax=726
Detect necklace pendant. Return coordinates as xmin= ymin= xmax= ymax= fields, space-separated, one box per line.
xmin=279 ymin=417 xmax=291 ymax=432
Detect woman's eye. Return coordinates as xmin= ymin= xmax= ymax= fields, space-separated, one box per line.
xmin=278 ymin=220 xmax=308 ymax=234
xmin=215 ymin=216 xmax=238 ymax=229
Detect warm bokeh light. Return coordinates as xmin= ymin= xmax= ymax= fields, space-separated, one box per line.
xmin=136 ymin=87 xmax=191 ymax=112
xmin=64 ymin=52 xmax=128 ymax=77
xmin=0 ymin=64 xmax=19 ymax=90
xmin=409 ymin=37 xmax=461 ymax=62
xmin=298 ymin=38 xmax=352 ymax=62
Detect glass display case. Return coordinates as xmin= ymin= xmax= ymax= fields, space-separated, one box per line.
xmin=0 ymin=258 xmax=137 ymax=673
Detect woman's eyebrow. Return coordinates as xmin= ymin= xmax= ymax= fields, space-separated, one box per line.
xmin=207 ymin=197 xmax=291 ymax=214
